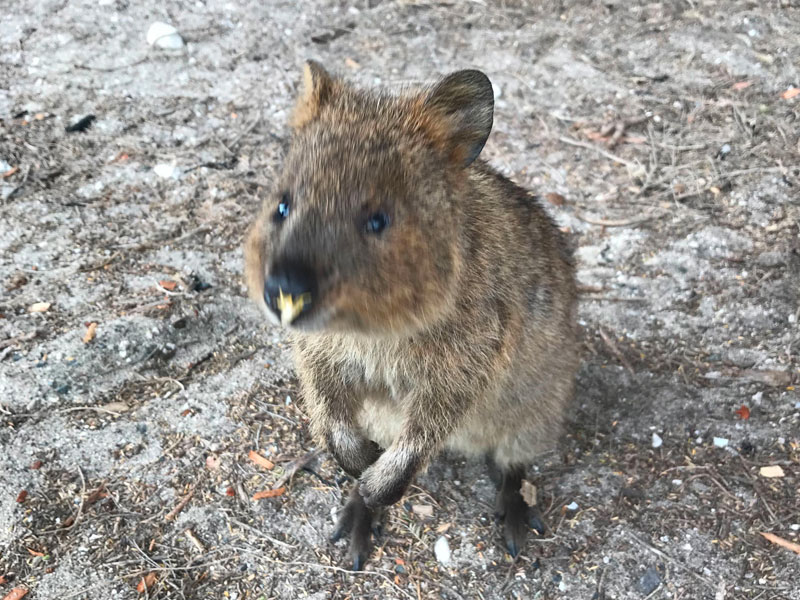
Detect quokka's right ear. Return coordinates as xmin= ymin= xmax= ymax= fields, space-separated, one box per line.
xmin=290 ymin=60 xmax=335 ymax=129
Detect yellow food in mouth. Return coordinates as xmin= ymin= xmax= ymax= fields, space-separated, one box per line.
xmin=276 ymin=289 xmax=311 ymax=326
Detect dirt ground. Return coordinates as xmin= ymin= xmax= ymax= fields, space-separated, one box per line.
xmin=1 ymin=1 xmax=799 ymax=598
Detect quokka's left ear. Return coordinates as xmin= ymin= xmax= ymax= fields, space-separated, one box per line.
xmin=423 ymin=69 xmax=494 ymax=167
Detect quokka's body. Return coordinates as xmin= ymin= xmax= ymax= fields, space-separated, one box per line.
xmin=245 ymin=61 xmax=578 ymax=568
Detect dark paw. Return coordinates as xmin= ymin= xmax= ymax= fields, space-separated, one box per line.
xmin=496 ymin=478 xmax=530 ymax=558
xmin=502 ymin=499 xmax=529 ymax=558
xmin=529 ymin=512 xmax=546 ymax=536
xmin=330 ymin=484 xmax=379 ymax=571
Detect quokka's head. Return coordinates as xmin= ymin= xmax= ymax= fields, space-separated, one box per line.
xmin=244 ymin=61 xmax=494 ymax=335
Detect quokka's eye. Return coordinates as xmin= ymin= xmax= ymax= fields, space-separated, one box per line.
xmin=274 ymin=192 xmax=291 ymax=223
xmin=365 ymin=211 xmax=390 ymax=235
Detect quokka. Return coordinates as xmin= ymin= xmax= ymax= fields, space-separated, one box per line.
xmin=245 ymin=61 xmax=579 ymax=569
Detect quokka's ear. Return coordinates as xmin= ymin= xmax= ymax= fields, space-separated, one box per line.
xmin=424 ymin=69 xmax=494 ymax=167
xmin=290 ymin=60 xmax=335 ymax=129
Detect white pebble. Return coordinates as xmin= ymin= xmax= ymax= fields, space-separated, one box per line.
xmin=434 ymin=536 xmax=451 ymax=566
xmin=671 ymin=479 xmax=683 ymax=486
xmin=147 ymin=22 xmax=185 ymax=49
xmin=153 ymin=163 xmax=181 ymax=179
xmin=790 ymin=524 xmax=799 ymax=531
xmin=566 ymin=501 xmax=579 ymax=511
xmin=651 ymin=433 xmax=663 ymax=448
xmin=713 ymin=437 xmax=729 ymax=448
xmin=0 ymin=159 xmax=11 ymax=172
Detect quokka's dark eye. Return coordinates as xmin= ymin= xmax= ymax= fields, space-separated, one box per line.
xmin=365 ymin=211 xmax=390 ymax=235
xmin=274 ymin=192 xmax=291 ymax=223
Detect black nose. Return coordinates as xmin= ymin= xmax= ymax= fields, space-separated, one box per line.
xmin=264 ymin=261 xmax=317 ymax=324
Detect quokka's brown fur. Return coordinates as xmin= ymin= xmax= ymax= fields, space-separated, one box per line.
xmin=244 ymin=61 xmax=579 ymax=567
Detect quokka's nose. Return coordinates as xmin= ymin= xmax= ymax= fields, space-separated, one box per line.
xmin=264 ymin=261 xmax=317 ymax=326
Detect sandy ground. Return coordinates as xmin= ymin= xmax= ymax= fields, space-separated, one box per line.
xmin=1 ymin=1 xmax=799 ymax=599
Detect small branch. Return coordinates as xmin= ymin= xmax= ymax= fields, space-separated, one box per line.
xmin=272 ymin=449 xmax=323 ymax=490
xmin=165 ymin=483 xmax=197 ymax=521
xmin=574 ymin=211 xmax=663 ymax=227
xmin=599 ymin=328 xmax=634 ymax=374
xmin=558 ymin=136 xmax=637 ymax=168
xmin=184 ymin=528 xmax=206 ymax=554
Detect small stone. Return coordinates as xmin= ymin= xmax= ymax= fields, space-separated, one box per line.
xmin=147 ymin=22 xmax=185 ymax=49
xmin=719 ymin=143 xmax=731 ymax=157
xmin=565 ymin=501 xmax=579 ymax=511
xmin=790 ymin=524 xmax=799 ymax=531
xmin=759 ymin=465 xmax=784 ymax=478
xmin=637 ymin=566 xmax=661 ymax=595
xmin=153 ymin=163 xmax=181 ymax=179
xmin=0 ymin=159 xmax=11 ymax=172
xmin=713 ymin=437 xmax=729 ymax=448
xmin=651 ymin=433 xmax=663 ymax=448
xmin=434 ymin=536 xmax=451 ymax=566
xmin=411 ymin=504 xmax=434 ymax=518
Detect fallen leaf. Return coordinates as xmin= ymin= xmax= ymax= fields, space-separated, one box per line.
xmin=180 ymin=408 xmax=193 ymax=416
xmin=735 ymin=405 xmax=750 ymax=420
xmin=411 ymin=504 xmax=434 ymax=518
xmin=731 ymin=81 xmax=752 ymax=91
xmin=781 ymin=87 xmax=800 ymax=100
xmin=27 ymin=302 xmax=51 ymax=313
xmin=0 ymin=575 xmax=7 ymax=584
xmin=2 ymin=588 xmax=28 ymax=600
xmin=759 ymin=532 xmax=800 ymax=555
xmin=26 ymin=548 xmax=44 ymax=557
xmin=225 ymin=487 xmax=235 ymax=497
xmin=521 ymin=479 xmax=537 ymax=507
xmin=252 ymin=487 xmax=286 ymax=500
xmin=395 ymin=557 xmax=405 ymax=565
xmin=83 ymin=322 xmax=97 ymax=344
xmin=436 ymin=522 xmax=452 ymax=533
xmin=545 ymin=192 xmax=565 ymax=206
xmin=136 ymin=573 xmax=157 ymax=593
xmin=248 ymin=450 xmax=275 ymax=470
xmin=16 ymin=490 xmax=27 ymax=503
xmin=759 ymin=465 xmax=785 ymax=478
xmin=158 ymin=280 xmax=177 ymax=291
xmin=2 ymin=166 xmax=19 ymax=178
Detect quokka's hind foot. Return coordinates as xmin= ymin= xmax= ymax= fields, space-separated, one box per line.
xmin=486 ymin=458 xmax=545 ymax=558
xmin=330 ymin=483 xmax=384 ymax=570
